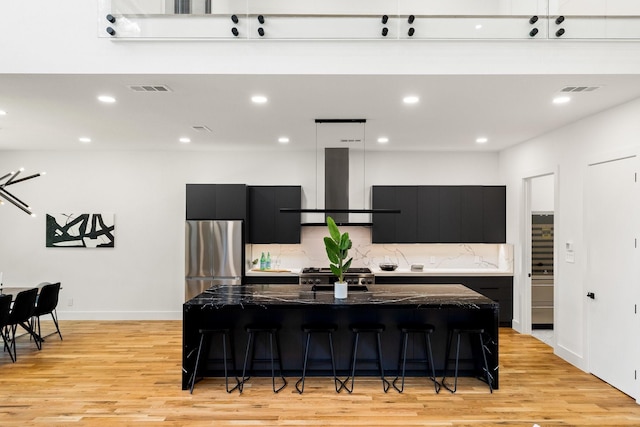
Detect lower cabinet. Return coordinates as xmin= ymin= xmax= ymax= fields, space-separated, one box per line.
xmin=374 ymin=275 xmax=513 ymax=327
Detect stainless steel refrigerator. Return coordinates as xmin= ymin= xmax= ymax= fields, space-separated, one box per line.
xmin=185 ymin=220 xmax=243 ymax=301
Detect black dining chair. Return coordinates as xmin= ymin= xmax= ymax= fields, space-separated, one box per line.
xmin=32 ymin=282 xmax=63 ymax=342
xmin=4 ymin=287 xmax=41 ymax=361
xmin=0 ymin=294 xmax=14 ymax=361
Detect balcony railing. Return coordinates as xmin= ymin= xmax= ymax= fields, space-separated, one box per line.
xmin=98 ymin=0 xmax=640 ymax=40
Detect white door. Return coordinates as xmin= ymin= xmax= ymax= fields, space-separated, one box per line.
xmin=586 ymin=156 xmax=639 ymax=398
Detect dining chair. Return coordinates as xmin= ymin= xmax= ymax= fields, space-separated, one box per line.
xmin=4 ymin=287 xmax=41 ymax=361
xmin=33 ymin=282 xmax=63 ymax=341
xmin=0 ymin=294 xmax=14 ymax=361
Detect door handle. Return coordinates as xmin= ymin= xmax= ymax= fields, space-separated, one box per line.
xmin=587 ymin=292 xmax=595 ymax=299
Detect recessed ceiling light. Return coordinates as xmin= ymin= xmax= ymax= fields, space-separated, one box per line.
xmin=278 ymin=137 xmax=290 ymax=144
xmin=98 ymin=95 xmax=116 ymax=103
xmin=476 ymin=137 xmax=488 ymax=144
xmin=251 ymin=95 xmax=268 ymax=104
xmin=79 ymin=137 xmax=91 ymax=143
xmin=475 ymin=24 xmax=483 ymax=29
xmin=553 ymin=96 xmax=571 ymax=104
xmin=179 ymin=137 xmax=191 ymax=143
xmin=403 ymin=95 xmax=419 ymax=104
xmin=377 ymin=137 xmax=389 ymax=144
xmin=0 ymin=110 xmax=7 ymax=116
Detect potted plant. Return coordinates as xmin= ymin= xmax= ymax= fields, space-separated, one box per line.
xmin=324 ymin=216 xmax=353 ymax=299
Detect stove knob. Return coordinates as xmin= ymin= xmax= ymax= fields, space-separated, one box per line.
xmin=360 ymin=278 xmax=366 ymax=285
xmin=301 ymin=279 xmax=307 ymax=284
xmin=314 ymin=279 xmax=321 ymax=285
xmin=367 ymin=279 xmax=373 ymax=284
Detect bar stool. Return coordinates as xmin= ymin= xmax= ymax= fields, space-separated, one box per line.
xmin=441 ymin=326 xmax=493 ymax=393
xmin=189 ymin=328 xmax=240 ymax=394
xmin=295 ymin=323 xmax=343 ymax=394
xmin=240 ymin=323 xmax=287 ymax=393
xmin=392 ymin=323 xmax=440 ymax=393
xmin=343 ymin=323 xmax=390 ymax=393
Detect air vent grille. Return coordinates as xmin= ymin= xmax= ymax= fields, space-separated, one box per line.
xmin=192 ymin=125 xmax=212 ymax=133
xmin=560 ymin=86 xmax=600 ymax=93
xmin=339 ymin=139 xmax=362 ymax=143
xmin=128 ymin=85 xmax=172 ymax=92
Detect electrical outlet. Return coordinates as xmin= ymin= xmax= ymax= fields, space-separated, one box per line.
xmin=67 ymin=298 xmax=73 ymax=306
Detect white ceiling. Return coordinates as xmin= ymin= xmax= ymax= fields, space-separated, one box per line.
xmin=1 ymin=73 xmax=640 ymax=152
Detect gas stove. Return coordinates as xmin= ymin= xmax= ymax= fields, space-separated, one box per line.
xmin=299 ymin=267 xmax=374 ymax=286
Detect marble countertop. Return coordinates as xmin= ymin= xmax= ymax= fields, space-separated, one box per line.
xmin=184 ymin=283 xmax=498 ymax=309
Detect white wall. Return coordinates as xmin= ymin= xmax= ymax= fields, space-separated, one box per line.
xmin=0 ymin=149 xmax=499 ymax=319
xmin=500 ymin=96 xmax=640 ymax=370
xmin=531 ymin=174 xmax=555 ymax=212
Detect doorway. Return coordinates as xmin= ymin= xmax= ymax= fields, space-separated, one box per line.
xmin=523 ymin=173 xmax=555 ymax=344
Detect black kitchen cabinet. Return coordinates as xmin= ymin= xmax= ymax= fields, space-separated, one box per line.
xmin=248 ymin=186 xmax=301 ymax=244
xmin=186 ymin=184 xmax=247 ymax=220
xmin=482 ymin=186 xmax=507 ymax=243
xmin=372 ymin=186 xmax=417 ymax=243
xmin=374 ymin=275 xmax=513 ymax=326
xmin=372 ymin=185 xmax=506 ymax=243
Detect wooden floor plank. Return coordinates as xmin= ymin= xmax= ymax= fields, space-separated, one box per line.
xmin=1 ymin=321 xmax=640 ymax=426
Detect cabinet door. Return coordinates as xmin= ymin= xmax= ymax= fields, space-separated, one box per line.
xmin=215 ymin=184 xmax=247 ymax=220
xmin=394 ymin=186 xmax=418 ymax=243
xmin=248 ymin=186 xmax=300 ymax=244
xmin=417 ymin=186 xmax=440 ymax=242
xmin=439 ymin=186 xmax=462 ymax=242
xmin=483 ymin=186 xmax=506 ymax=243
xmin=186 ymin=184 xmax=217 ymax=220
xmin=274 ymin=186 xmax=301 ymax=243
xmin=372 ymin=186 xmax=397 ymax=243
xmin=460 ymin=186 xmax=484 ymax=243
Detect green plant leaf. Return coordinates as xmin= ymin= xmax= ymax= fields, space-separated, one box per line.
xmin=326 ymin=216 xmax=341 ymax=243
xmin=343 ymin=258 xmax=353 ymax=271
xmin=324 ymin=237 xmax=340 ymax=264
xmin=329 ymin=265 xmax=342 ymax=278
xmin=339 ymin=232 xmax=351 ymax=250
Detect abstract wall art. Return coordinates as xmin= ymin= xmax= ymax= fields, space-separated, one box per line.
xmin=46 ymin=213 xmax=115 ymax=248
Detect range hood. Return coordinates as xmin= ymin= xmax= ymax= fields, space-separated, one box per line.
xmin=281 ymin=119 xmax=399 ymax=226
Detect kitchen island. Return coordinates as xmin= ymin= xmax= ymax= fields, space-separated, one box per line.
xmin=183 ymin=284 xmax=499 ymax=390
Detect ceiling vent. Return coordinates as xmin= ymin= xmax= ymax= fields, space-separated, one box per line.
xmin=128 ymin=85 xmax=172 ymax=92
xmin=560 ymin=86 xmax=600 ymax=93
xmin=191 ymin=125 xmax=212 ymax=133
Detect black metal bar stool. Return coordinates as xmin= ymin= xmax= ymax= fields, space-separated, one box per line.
xmin=189 ymin=328 xmax=240 ymax=394
xmin=392 ymin=323 xmax=440 ymax=393
xmin=343 ymin=323 xmax=390 ymax=393
xmin=295 ymin=323 xmax=343 ymax=394
xmin=240 ymin=323 xmax=287 ymax=393
xmin=442 ymin=327 xmax=493 ymax=393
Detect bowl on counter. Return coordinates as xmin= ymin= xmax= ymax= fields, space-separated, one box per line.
xmin=378 ymin=263 xmax=398 ymax=271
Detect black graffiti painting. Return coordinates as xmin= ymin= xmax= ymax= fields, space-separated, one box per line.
xmin=46 ymin=213 xmax=115 ymax=248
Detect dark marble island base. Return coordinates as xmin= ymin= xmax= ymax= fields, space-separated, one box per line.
xmin=182 ymin=284 xmax=499 ymax=390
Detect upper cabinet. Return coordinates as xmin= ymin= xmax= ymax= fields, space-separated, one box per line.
xmin=372 ymin=185 xmax=506 ymax=243
xmin=248 ymin=186 xmax=301 ymax=244
xmin=186 ymin=184 xmax=247 ymax=220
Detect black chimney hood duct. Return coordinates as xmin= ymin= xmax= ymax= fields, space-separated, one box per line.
xmin=280 ymin=119 xmax=400 ymax=225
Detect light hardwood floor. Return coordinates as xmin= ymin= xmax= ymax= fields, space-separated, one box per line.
xmin=1 ymin=321 xmax=639 ymax=426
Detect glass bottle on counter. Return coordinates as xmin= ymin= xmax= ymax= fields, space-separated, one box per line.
xmin=260 ymin=252 xmax=266 ymax=270
xmin=266 ymin=252 xmax=271 ymax=270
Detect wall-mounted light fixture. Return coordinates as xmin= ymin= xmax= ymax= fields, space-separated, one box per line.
xmin=529 ymin=28 xmax=539 ymax=37
xmin=529 ymin=16 xmax=538 ymax=24
xmin=381 ymin=15 xmax=388 ymax=24
xmin=408 ymin=28 xmax=415 ymax=37
xmin=232 ymin=27 xmax=239 ymax=37
xmin=258 ymin=15 xmax=265 ymax=24
xmin=106 ymin=14 xmax=116 ymax=23
xmin=106 ymin=27 xmax=116 ymax=36
xmin=0 ymin=168 xmax=45 ymax=216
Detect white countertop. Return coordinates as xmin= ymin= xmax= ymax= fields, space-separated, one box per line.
xmin=245 ymin=267 xmax=512 ymax=277
xmin=371 ymin=268 xmax=513 ymax=277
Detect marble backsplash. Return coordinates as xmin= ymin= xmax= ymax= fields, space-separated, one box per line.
xmin=248 ymin=226 xmax=513 ymax=272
